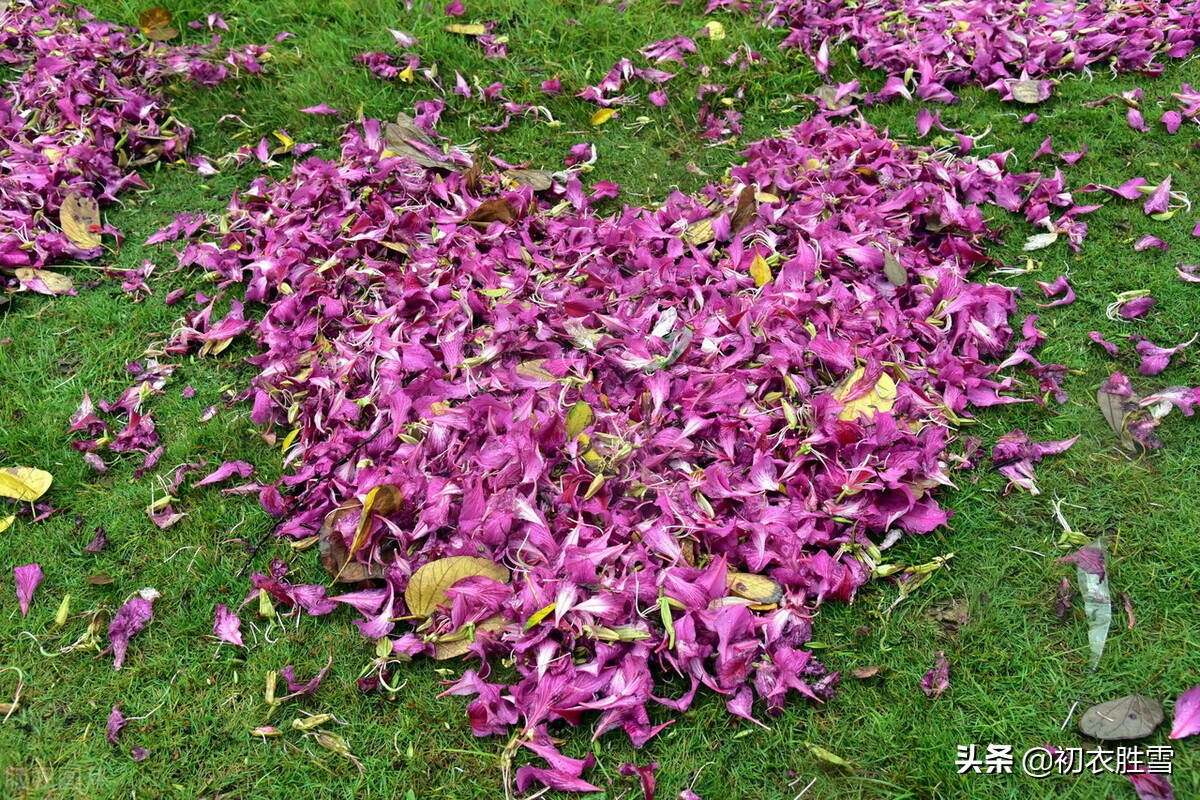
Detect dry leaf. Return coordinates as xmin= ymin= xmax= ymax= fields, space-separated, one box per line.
xmin=565 ymin=401 xmax=594 ymax=440
xmin=465 ymin=198 xmax=516 ymax=228
xmin=503 ymin=169 xmax=554 ymax=191
xmin=1097 ymin=388 xmax=1141 ymax=452
xmin=432 ymin=614 xmax=507 ymax=659
xmin=340 ymin=485 xmax=402 ymax=577
xmin=851 ymin=665 xmax=884 ymax=679
xmin=590 ymin=108 xmax=616 ymax=127
xmin=805 ymin=742 xmax=854 ymax=769
xmin=383 ymin=116 xmax=454 ymax=170
xmin=1023 ymin=231 xmax=1059 ymax=251
xmin=683 ymin=216 xmax=715 ymax=245
xmin=924 ymin=597 xmax=970 ymax=632
xmin=1011 ymin=80 xmax=1048 ymax=104
xmin=318 ymin=501 xmax=386 ymax=583
xmin=138 ymin=7 xmax=178 ymax=41
xmin=405 ymin=556 xmax=510 ymax=617
xmin=1079 ymin=695 xmax=1163 ymax=740
xmin=726 ymin=572 xmax=783 ymax=604
xmin=60 ymin=192 xmax=102 ymax=249
xmin=15 ymin=268 xmax=74 ymax=294
xmin=730 ymin=186 xmax=757 ymax=234
xmin=86 ymin=573 xmax=116 ymax=586
xmin=833 ymin=368 xmax=898 ymax=421
xmin=749 ymin=254 xmax=772 ymax=288
xmin=445 ymin=23 xmax=487 ymax=35
xmin=515 ymin=359 xmax=558 ymax=382
xmin=0 ymin=467 xmax=53 ymax=502
xmin=883 ymin=251 xmax=907 ymax=286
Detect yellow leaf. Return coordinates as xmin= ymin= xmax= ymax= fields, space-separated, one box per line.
xmin=749 ymin=254 xmax=772 ymax=287
xmin=340 ymin=485 xmax=403 ymax=576
xmin=590 ymin=108 xmax=616 ymax=126
xmin=565 ymin=401 xmax=594 ymax=440
xmin=14 ymin=268 xmax=73 ymax=294
xmin=280 ymin=428 xmax=300 ymax=452
xmin=524 ymin=602 xmax=557 ymax=630
xmin=405 ymin=556 xmax=510 ymax=617
xmin=515 ymin=359 xmax=557 ymax=382
xmin=0 ymin=515 xmax=14 ymax=533
xmin=683 ymin=216 xmax=715 ymax=245
xmin=704 ymin=20 xmax=726 ymax=40
xmin=832 ymin=368 xmax=898 ymax=421
xmin=445 ymin=23 xmax=487 ymax=35
xmin=0 ymin=467 xmax=53 ymax=502
xmin=60 ymin=192 xmax=102 ymax=249
xmin=398 ymin=65 xmax=414 ymax=83
xmin=726 ymin=572 xmax=783 ymax=604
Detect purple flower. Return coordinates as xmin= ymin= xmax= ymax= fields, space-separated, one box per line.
xmin=920 ymin=652 xmax=949 ymax=698
xmin=102 ymin=590 xmax=158 ymax=670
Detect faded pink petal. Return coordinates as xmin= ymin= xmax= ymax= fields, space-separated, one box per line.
xmin=213 ymin=604 xmax=244 ymax=646
xmin=1170 ymin=684 xmax=1200 ymax=739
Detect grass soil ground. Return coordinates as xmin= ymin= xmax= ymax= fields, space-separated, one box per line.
xmin=2 ymin=2 xmax=1199 ymax=798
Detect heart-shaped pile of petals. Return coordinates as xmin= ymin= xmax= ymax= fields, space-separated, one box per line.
xmin=748 ymin=0 xmax=1200 ymax=102
xmin=154 ymin=108 xmax=1081 ymax=790
xmin=0 ymin=0 xmax=269 ymax=294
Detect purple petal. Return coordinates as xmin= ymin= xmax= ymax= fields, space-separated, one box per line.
xmin=107 ymin=705 xmax=126 ymax=744
xmin=213 ymin=604 xmax=245 ymax=646
xmin=13 ymin=564 xmax=43 ymax=617
xmin=920 ymin=652 xmax=949 ymax=698
xmin=1170 ymin=685 xmax=1200 ymax=739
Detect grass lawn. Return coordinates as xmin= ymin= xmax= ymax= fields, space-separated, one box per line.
xmin=2 ymin=1 xmax=1199 ymax=798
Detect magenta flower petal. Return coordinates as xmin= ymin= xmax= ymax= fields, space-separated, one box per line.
xmin=1170 ymin=684 xmax=1200 ymax=739
xmin=13 ymin=564 xmax=43 ymax=617
xmin=213 ymin=604 xmax=245 ymax=646
xmin=920 ymin=652 xmax=949 ymax=698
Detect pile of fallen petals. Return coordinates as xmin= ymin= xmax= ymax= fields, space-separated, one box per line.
xmin=747 ymin=0 xmax=1200 ymax=102
xmin=141 ymin=108 xmax=1100 ymax=790
xmin=0 ymin=0 xmax=269 ymax=296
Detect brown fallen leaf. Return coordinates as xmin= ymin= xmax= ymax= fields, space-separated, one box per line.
xmin=924 ymin=597 xmax=970 ymax=632
xmin=339 ymin=485 xmax=402 ymax=579
xmin=465 ymin=198 xmax=516 ymax=228
xmin=383 ymin=115 xmax=456 ymax=170
xmin=317 ymin=501 xmax=386 ymax=583
xmin=86 ymin=573 xmax=116 ymax=586
xmin=405 ymin=556 xmax=510 ymax=617
xmin=503 ymin=169 xmax=554 ymax=191
xmin=1011 ymin=80 xmax=1049 ymax=104
xmin=729 ymin=185 xmax=757 ymax=234
xmin=60 ymin=192 xmax=102 ymax=249
xmin=851 ymin=665 xmax=885 ymax=679
xmin=683 ymin=216 xmax=715 ymax=246
xmin=1079 ymin=695 xmax=1163 ymax=740
xmin=432 ymin=614 xmax=507 ymax=660
xmin=138 ymin=7 xmax=178 ymax=41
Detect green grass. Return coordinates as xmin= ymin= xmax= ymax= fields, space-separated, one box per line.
xmin=2 ymin=1 xmax=1200 ymax=798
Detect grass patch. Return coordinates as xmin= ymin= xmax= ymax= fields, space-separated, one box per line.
xmin=1 ymin=2 xmax=1199 ymax=798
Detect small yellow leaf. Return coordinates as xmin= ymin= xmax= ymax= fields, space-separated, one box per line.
xmin=726 ymin=572 xmax=783 ymax=604
xmin=524 ymin=602 xmax=557 ymax=630
xmin=704 ymin=20 xmax=726 ymax=40
xmin=398 ymin=65 xmax=414 ymax=83
xmin=15 ymin=268 xmax=74 ymax=294
xmin=445 ymin=23 xmax=487 ymax=35
xmin=60 ymin=192 xmax=102 ymax=249
xmin=832 ymin=368 xmax=898 ymax=421
xmin=341 ymin=485 xmax=403 ymax=575
xmin=806 ymin=742 xmax=855 ymax=769
xmin=0 ymin=515 xmax=14 ymax=533
xmin=749 ymin=254 xmax=772 ymax=287
xmin=590 ymin=108 xmax=617 ymax=126
xmin=565 ymin=401 xmax=594 ymax=440
xmin=683 ymin=216 xmax=715 ymax=245
xmin=405 ymin=556 xmax=510 ymax=617
xmin=0 ymin=467 xmax=53 ymax=502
